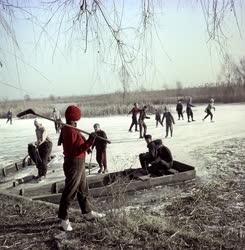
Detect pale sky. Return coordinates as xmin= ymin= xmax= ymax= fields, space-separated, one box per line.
xmin=0 ymin=0 xmax=244 ymax=100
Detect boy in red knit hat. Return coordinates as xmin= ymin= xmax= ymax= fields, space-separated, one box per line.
xmin=58 ymin=105 xmax=105 ymax=231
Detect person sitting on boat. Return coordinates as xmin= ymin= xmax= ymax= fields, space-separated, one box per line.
xmin=92 ymin=123 xmax=109 ymax=174
xmin=139 ymin=134 xmax=173 ymax=176
xmin=33 ymin=119 xmax=53 ymax=181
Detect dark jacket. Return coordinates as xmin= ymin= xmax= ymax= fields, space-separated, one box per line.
xmin=158 ymin=145 xmax=173 ymax=163
xmin=155 ymin=111 xmax=161 ymax=120
xmin=176 ymin=103 xmax=183 ymax=112
xmin=128 ymin=107 xmax=140 ymax=118
xmin=92 ymin=130 xmax=107 ymax=151
xmin=147 ymin=139 xmax=163 ymax=160
xmin=162 ymin=112 xmax=175 ymax=125
xmin=186 ymin=102 xmax=194 ymax=111
xmin=139 ymin=109 xmax=150 ymax=122
xmin=7 ymin=111 xmax=12 ymax=118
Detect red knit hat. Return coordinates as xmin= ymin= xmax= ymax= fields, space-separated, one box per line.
xmin=65 ymin=105 xmax=82 ymax=121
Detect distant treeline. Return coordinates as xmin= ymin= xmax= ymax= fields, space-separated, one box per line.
xmin=1 ymin=82 xmax=245 ymax=118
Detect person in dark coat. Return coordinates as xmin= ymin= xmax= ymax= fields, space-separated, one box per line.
xmin=139 ymin=134 xmax=173 ymax=176
xmin=155 ymin=109 xmax=163 ymax=127
xmin=57 ymin=105 xmax=104 ymax=231
xmin=128 ymin=103 xmax=140 ymax=132
xmin=92 ymin=123 xmax=108 ymax=174
xmin=6 ymin=109 xmax=13 ymax=124
xmin=203 ymin=98 xmax=215 ymax=122
xmin=33 ymin=120 xmax=53 ymax=180
xmin=161 ymin=107 xmax=175 ymax=138
xmin=186 ymin=97 xmax=195 ymax=122
xmin=138 ymin=106 xmax=150 ymax=138
xmin=176 ymin=100 xmax=184 ymax=120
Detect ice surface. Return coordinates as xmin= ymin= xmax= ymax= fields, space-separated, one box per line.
xmin=0 ymin=103 xmax=245 ymax=186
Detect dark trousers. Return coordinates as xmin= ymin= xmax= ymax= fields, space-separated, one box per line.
xmin=54 ymin=119 xmax=61 ymax=133
xmin=166 ymin=124 xmax=173 ymax=137
xmin=139 ymin=120 xmax=147 ymax=138
xmin=177 ymin=111 xmax=184 ymax=120
xmin=129 ymin=116 xmax=138 ymax=131
xmin=96 ymin=150 xmax=107 ymax=171
xmin=6 ymin=117 xmax=12 ymax=124
xmin=149 ymin=160 xmax=171 ymax=176
xmin=187 ymin=108 xmax=194 ymax=121
xmin=37 ymin=140 xmax=52 ymax=177
xmin=139 ymin=153 xmax=153 ymax=169
xmin=203 ymin=109 xmax=213 ymax=121
xmin=58 ymin=158 xmax=91 ymax=220
xmin=139 ymin=153 xmax=171 ymax=176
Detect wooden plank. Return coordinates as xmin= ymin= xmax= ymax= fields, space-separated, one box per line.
xmin=15 ymin=161 xmax=196 ymax=200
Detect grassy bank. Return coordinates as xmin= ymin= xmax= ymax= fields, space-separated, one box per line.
xmin=0 ymin=138 xmax=244 ymax=249
xmin=1 ymin=83 xmax=245 ymax=118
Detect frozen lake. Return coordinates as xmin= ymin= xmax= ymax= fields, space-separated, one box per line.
xmin=0 ymin=103 xmax=245 ymax=185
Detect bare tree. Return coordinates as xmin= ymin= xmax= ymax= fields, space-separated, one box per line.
xmin=0 ymin=0 xmax=243 ymax=94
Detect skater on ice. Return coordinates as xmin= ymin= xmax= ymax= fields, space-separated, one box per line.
xmin=128 ymin=103 xmax=140 ymax=132
xmin=57 ymin=105 xmax=104 ymax=231
xmin=30 ymin=119 xmax=53 ymax=181
xmin=52 ymin=107 xmax=62 ymax=133
xmin=139 ymin=134 xmax=173 ymax=176
xmin=203 ymin=98 xmax=216 ymax=122
xmin=186 ymin=97 xmax=195 ymax=122
xmin=176 ymin=100 xmax=184 ymax=120
xmin=155 ymin=109 xmax=163 ymax=127
xmin=138 ymin=105 xmax=150 ymax=138
xmin=6 ymin=109 xmax=13 ymax=125
xmin=92 ymin=123 xmax=109 ymax=174
xmin=161 ymin=106 xmax=175 ymax=138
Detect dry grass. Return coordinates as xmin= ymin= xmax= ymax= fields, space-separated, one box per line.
xmin=0 ymin=138 xmax=245 ymax=249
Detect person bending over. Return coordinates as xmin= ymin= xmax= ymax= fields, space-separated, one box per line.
xmin=139 ymin=134 xmax=173 ymax=176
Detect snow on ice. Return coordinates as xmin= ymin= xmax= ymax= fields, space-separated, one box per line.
xmin=0 ymin=103 xmax=245 ymax=186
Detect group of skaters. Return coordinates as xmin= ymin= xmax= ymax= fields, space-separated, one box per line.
xmin=16 ymin=98 xmax=215 ymax=231
xmin=128 ymin=97 xmax=216 ymax=138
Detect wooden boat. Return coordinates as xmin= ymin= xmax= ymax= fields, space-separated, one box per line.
xmin=0 ymin=155 xmax=98 ymax=181
xmin=14 ymin=160 xmax=196 ymax=204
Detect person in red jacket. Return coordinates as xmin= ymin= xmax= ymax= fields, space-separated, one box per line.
xmin=57 ymin=105 xmax=104 ymax=231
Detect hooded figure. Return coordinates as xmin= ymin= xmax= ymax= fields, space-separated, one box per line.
xmin=58 ymin=105 xmax=104 ymax=231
